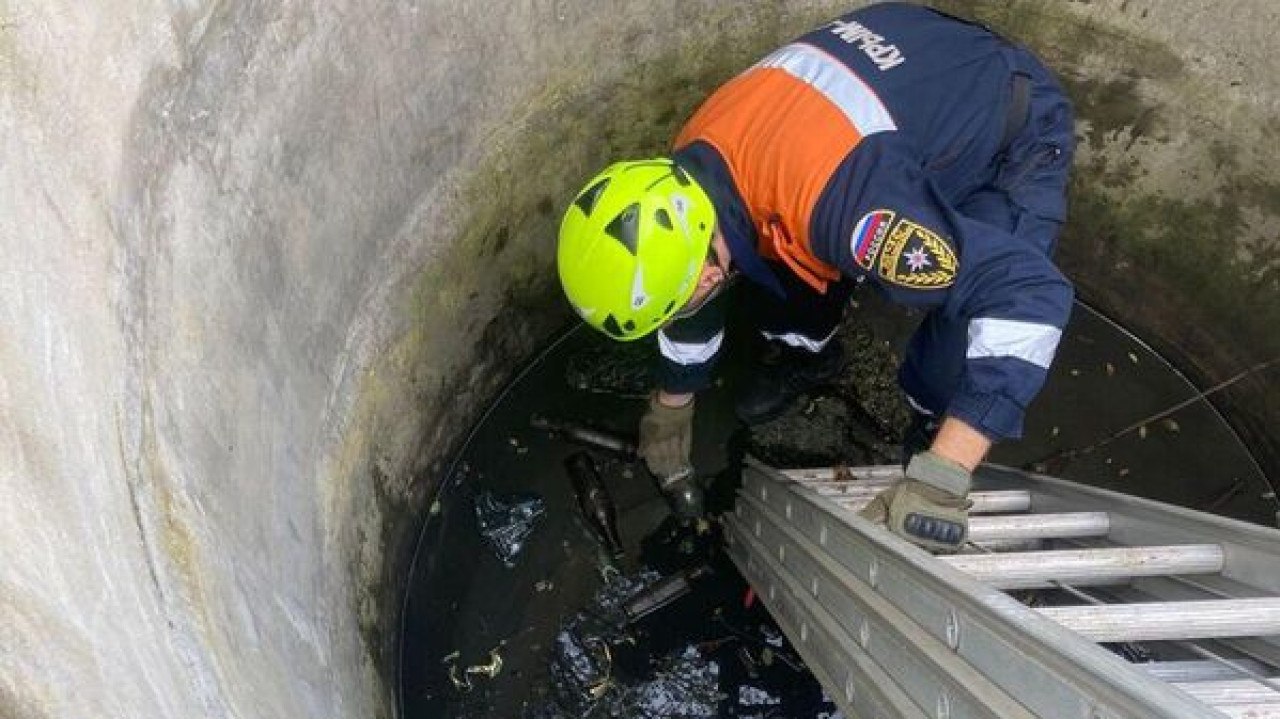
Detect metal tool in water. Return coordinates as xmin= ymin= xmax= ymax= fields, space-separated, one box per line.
xmin=532 ymin=415 xmax=638 ymax=460
xmin=537 ymin=414 xmax=705 ymax=518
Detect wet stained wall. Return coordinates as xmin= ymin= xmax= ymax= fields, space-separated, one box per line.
xmin=2 ymin=1 xmax=1277 ymax=718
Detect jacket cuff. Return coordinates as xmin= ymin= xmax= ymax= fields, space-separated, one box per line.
xmin=906 ymin=451 xmax=972 ymax=497
xmin=946 ymin=390 xmax=1026 ymax=441
xmin=657 ymin=360 xmax=714 ymax=395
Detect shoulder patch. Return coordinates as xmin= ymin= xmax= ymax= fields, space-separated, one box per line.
xmin=850 ymin=209 xmax=896 ymax=270
xmin=878 ymin=218 xmax=958 ymax=289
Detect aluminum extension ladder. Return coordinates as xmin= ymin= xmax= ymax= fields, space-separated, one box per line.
xmin=723 ymin=459 xmax=1280 ymax=718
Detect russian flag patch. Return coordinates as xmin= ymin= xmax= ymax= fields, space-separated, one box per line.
xmin=850 ymin=209 xmax=896 ymax=270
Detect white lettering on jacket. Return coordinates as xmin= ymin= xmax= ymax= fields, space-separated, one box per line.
xmin=828 ymin=19 xmax=905 ymax=71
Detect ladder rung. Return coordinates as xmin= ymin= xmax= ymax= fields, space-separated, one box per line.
xmin=1038 ymin=599 xmax=1280 ymax=642
xmin=969 ymin=512 xmax=1111 ymax=542
xmin=1172 ymin=678 xmax=1280 ymax=705
xmin=780 ymin=465 xmax=904 ymax=482
xmin=1142 ymin=660 xmax=1272 ymax=683
xmin=941 ymin=545 xmax=1224 ymax=589
xmin=1214 ymin=704 xmax=1280 ymax=719
xmin=835 ymin=490 xmax=1031 ymax=514
xmin=811 ymin=479 xmax=921 ymax=494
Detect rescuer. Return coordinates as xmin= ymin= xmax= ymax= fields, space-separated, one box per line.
xmin=556 ymin=3 xmax=1075 ymax=551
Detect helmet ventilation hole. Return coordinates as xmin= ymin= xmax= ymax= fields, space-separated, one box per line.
xmin=574 ymin=178 xmax=610 ymax=216
xmin=604 ymin=203 xmax=641 ymax=255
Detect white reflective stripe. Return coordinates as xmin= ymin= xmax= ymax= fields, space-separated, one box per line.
xmin=760 ymin=328 xmax=837 ymax=353
xmin=966 ymin=318 xmax=1063 ymax=369
xmin=905 ymin=394 xmax=936 ymax=417
xmin=755 ymin=43 xmax=897 ymax=137
xmin=659 ymin=329 xmax=724 ymax=366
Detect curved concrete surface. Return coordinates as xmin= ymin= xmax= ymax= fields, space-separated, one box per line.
xmin=2 ymin=1 xmax=1276 ymax=717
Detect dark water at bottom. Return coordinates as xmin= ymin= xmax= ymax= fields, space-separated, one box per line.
xmin=399 ymin=293 xmax=1277 ymax=719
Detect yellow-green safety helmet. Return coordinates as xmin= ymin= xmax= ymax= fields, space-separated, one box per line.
xmin=558 ymin=158 xmax=716 ymax=341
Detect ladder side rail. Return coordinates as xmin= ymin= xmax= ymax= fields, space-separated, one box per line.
xmin=729 ymin=493 xmax=1039 ymax=719
xmin=726 ymin=534 xmax=929 ymax=719
xmin=741 ymin=459 xmax=1224 ymax=718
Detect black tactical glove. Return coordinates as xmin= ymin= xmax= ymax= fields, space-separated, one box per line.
xmin=638 ymin=393 xmax=694 ymax=480
xmin=859 ymin=450 xmax=971 ymax=552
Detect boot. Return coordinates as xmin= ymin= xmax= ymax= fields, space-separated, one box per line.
xmin=734 ymin=339 xmax=845 ymax=425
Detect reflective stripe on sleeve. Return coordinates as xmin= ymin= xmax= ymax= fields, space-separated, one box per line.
xmin=659 ymin=329 xmax=724 ymax=366
xmin=966 ymin=318 xmax=1062 ymax=368
xmin=755 ymin=43 xmax=897 ymax=137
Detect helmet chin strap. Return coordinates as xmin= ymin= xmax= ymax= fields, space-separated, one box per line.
xmin=668 ymin=267 xmax=739 ymax=322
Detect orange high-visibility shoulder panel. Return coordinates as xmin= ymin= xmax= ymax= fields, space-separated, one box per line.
xmin=675 ymin=44 xmax=897 ymax=291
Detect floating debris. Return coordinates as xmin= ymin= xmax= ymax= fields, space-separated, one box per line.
xmin=534 ymin=570 xmax=728 ymax=717
xmin=610 ymin=646 xmax=721 ymax=718
xmin=1138 ymin=425 xmax=1148 ymax=439
xmin=1128 ymin=351 xmax=1140 ymax=364
xmin=761 ymin=626 xmax=785 ymax=648
xmin=1162 ymin=418 xmax=1181 ymax=433
xmin=442 ymin=645 xmax=505 ymax=693
xmin=474 ymin=490 xmax=546 ymax=567
xmin=1105 ymin=362 xmax=1116 ymax=377
xmin=535 ymin=579 xmax=555 ymax=592
xmin=738 ymin=684 xmax=781 ymax=707
xmin=549 ymin=627 xmax=614 ymax=711
xmin=621 ymin=568 xmax=706 ymax=624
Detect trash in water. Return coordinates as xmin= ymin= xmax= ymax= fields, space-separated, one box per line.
xmin=549 ymin=627 xmax=614 ymax=711
xmin=738 ymin=684 xmax=781 ymax=707
xmin=543 ymin=572 xmax=662 ymax=714
xmin=442 ymin=645 xmax=505 ymax=693
xmin=529 ymin=569 xmax=731 ymax=717
xmin=610 ymin=646 xmax=721 ymax=718
xmin=620 ymin=566 xmax=707 ymax=625
xmin=468 ymin=647 xmax=504 ymax=680
xmin=474 ymin=490 xmax=546 ymax=567
xmin=760 ymin=625 xmax=784 ymax=648
xmin=565 ymin=452 xmax=626 ymax=561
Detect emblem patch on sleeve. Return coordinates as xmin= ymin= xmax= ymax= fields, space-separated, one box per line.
xmin=850 ymin=209 xmax=896 ymax=270
xmin=878 ymin=218 xmax=958 ymax=289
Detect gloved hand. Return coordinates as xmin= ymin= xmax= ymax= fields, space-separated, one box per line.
xmin=638 ymin=392 xmax=695 ymax=480
xmin=859 ymin=450 xmax=972 ymax=552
